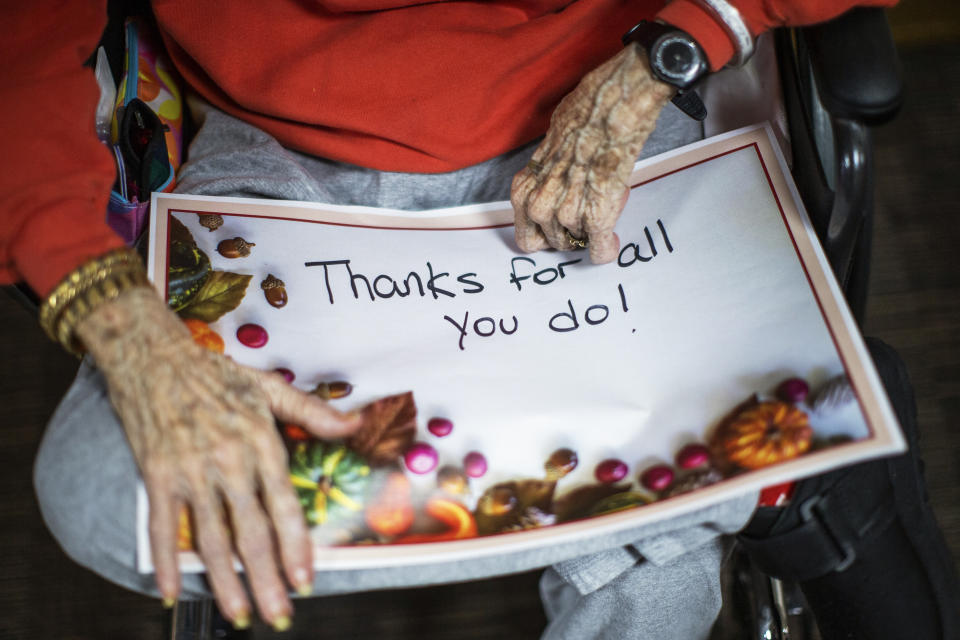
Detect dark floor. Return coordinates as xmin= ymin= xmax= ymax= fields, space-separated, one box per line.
xmin=2 ymin=42 xmax=959 ymax=640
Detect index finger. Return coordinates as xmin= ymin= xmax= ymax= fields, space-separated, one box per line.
xmin=254 ymin=370 xmax=362 ymax=438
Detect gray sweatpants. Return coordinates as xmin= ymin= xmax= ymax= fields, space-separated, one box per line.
xmin=35 ymin=103 xmax=757 ymax=639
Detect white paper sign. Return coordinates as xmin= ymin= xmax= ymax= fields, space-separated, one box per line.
xmin=140 ymin=125 xmax=904 ymax=573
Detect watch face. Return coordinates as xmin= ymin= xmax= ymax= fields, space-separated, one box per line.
xmin=653 ymin=34 xmax=705 ymax=88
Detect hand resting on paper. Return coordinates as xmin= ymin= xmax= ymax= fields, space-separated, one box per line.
xmin=75 ymin=286 xmax=362 ymax=630
xmin=511 ymin=45 xmax=674 ymax=264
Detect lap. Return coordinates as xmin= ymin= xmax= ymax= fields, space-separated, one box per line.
xmin=36 ymin=102 xmax=746 ymax=603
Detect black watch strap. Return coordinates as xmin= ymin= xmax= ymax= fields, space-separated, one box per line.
xmin=671 ymin=90 xmax=707 ymax=121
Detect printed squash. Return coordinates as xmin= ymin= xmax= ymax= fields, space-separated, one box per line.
xmin=290 ymin=442 xmax=371 ymax=527
xmin=587 ymin=491 xmax=653 ymax=516
xmin=710 ymin=401 xmax=813 ymax=469
xmin=168 ymin=240 xmax=211 ymax=310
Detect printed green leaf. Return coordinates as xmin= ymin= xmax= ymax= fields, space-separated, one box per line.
xmin=178 ymin=270 xmax=252 ymax=323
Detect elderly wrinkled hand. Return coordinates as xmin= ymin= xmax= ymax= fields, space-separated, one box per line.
xmin=511 ymin=45 xmax=674 ymax=264
xmin=76 ymin=286 xmax=362 ymax=630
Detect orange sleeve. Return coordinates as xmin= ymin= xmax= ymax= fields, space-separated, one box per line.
xmin=0 ymin=2 xmax=125 ymax=298
xmin=657 ymin=0 xmax=899 ymax=70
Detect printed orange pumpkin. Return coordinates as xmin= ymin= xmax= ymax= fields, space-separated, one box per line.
xmin=394 ymin=497 xmax=477 ymax=544
xmin=365 ymin=472 xmax=414 ymax=537
xmin=710 ymin=401 xmax=812 ymax=469
xmin=177 ymin=505 xmax=194 ymax=551
xmin=183 ymin=318 xmax=225 ymax=353
xmin=283 ymin=423 xmax=311 ymax=441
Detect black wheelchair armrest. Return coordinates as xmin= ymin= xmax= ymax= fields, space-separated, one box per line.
xmin=775 ymin=8 xmax=903 ymax=326
xmin=802 ymin=7 xmax=903 ymax=125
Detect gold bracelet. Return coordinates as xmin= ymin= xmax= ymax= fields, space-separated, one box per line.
xmin=38 ymin=248 xmax=150 ymax=356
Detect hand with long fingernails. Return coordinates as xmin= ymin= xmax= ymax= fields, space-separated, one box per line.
xmin=77 ymin=286 xmax=362 ymax=630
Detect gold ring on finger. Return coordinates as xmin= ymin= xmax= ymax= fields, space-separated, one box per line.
xmin=565 ymin=230 xmax=588 ymax=250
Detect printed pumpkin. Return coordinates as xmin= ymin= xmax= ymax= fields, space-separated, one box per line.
xmin=177 ymin=505 xmax=194 ymax=551
xmin=710 ymin=401 xmax=813 ymax=469
xmin=365 ymin=472 xmax=415 ymax=537
xmin=394 ymin=497 xmax=477 ymax=544
xmin=290 ymin=442 xmax=371 ymax=527
xmin=183 ymin=318 xmax=225 ymax=353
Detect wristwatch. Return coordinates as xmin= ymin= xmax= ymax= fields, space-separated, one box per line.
xmin=622 ymin=20 xmax=708 ymax=121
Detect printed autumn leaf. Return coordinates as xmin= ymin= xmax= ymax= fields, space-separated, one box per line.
xmin=347 ymin=392 xmax=417 ymax=466
xmin=553 ymin=483 xmax=631 ymax=523
xmin=178 ymin=270 xmax=252 ymax=323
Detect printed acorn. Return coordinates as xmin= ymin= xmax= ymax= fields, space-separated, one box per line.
xmin=313 ymin=381 xmax=353 ymax=400
xmin=437 ymin=466 xmax=469 ymax=495
xmin=544 ymin=448 xmax=578 ymax=481
xmin=261 ymin=274 xmax=288 ymax=308
xmin=217 ymin=236 xmax=255 ymax=258
xmin=197 ymin=213 xmax=223 ymax=232
xmin=478 ymin=486 xmax=518 ymax=517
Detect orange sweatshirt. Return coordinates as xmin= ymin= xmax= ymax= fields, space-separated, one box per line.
xmin=0 ymin=0 xmax=895 ymax=297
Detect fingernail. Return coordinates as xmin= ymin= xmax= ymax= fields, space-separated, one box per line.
xmin=162 ymin=597 xmax=176 ymax=609
xmin=233 ymin=614 xmax=251 ymax=630
xmin=273 ymin=615 xmax=292 ymax=632
xmin=296 ymin=583 xmax=313 ymax=596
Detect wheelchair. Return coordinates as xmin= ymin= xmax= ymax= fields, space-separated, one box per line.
xmin=712 ymin=11 xmax=957 ymax=640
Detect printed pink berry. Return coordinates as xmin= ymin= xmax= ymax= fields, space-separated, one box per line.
xmin=404 ymin=442 xmax=438 ymax=475
xmin=675 ymin=443 xmax=711 ymax=470
xmin=463 ymin=451 xmax=488 ymax=478
xmin=595 ymin=459 xmax=628 ymax=484
xmin=640 ymin=465 xmax=675 ymax=492
xmin=776 ymin=377 xmax=810 ymax=404
xmin=427 ymin=417 xmax=454 ymax=437
xmin=236 ymin=323 xmax=268 ymax=348
xmin=274 ymin=367 xmax=295 ymax=383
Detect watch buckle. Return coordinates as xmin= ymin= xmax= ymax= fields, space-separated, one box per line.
xmin=671 ymin=90 xmax=707 ymax=121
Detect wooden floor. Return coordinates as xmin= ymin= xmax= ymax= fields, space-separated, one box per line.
xmin=2 ymin=42 xmax=958 ymax=640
